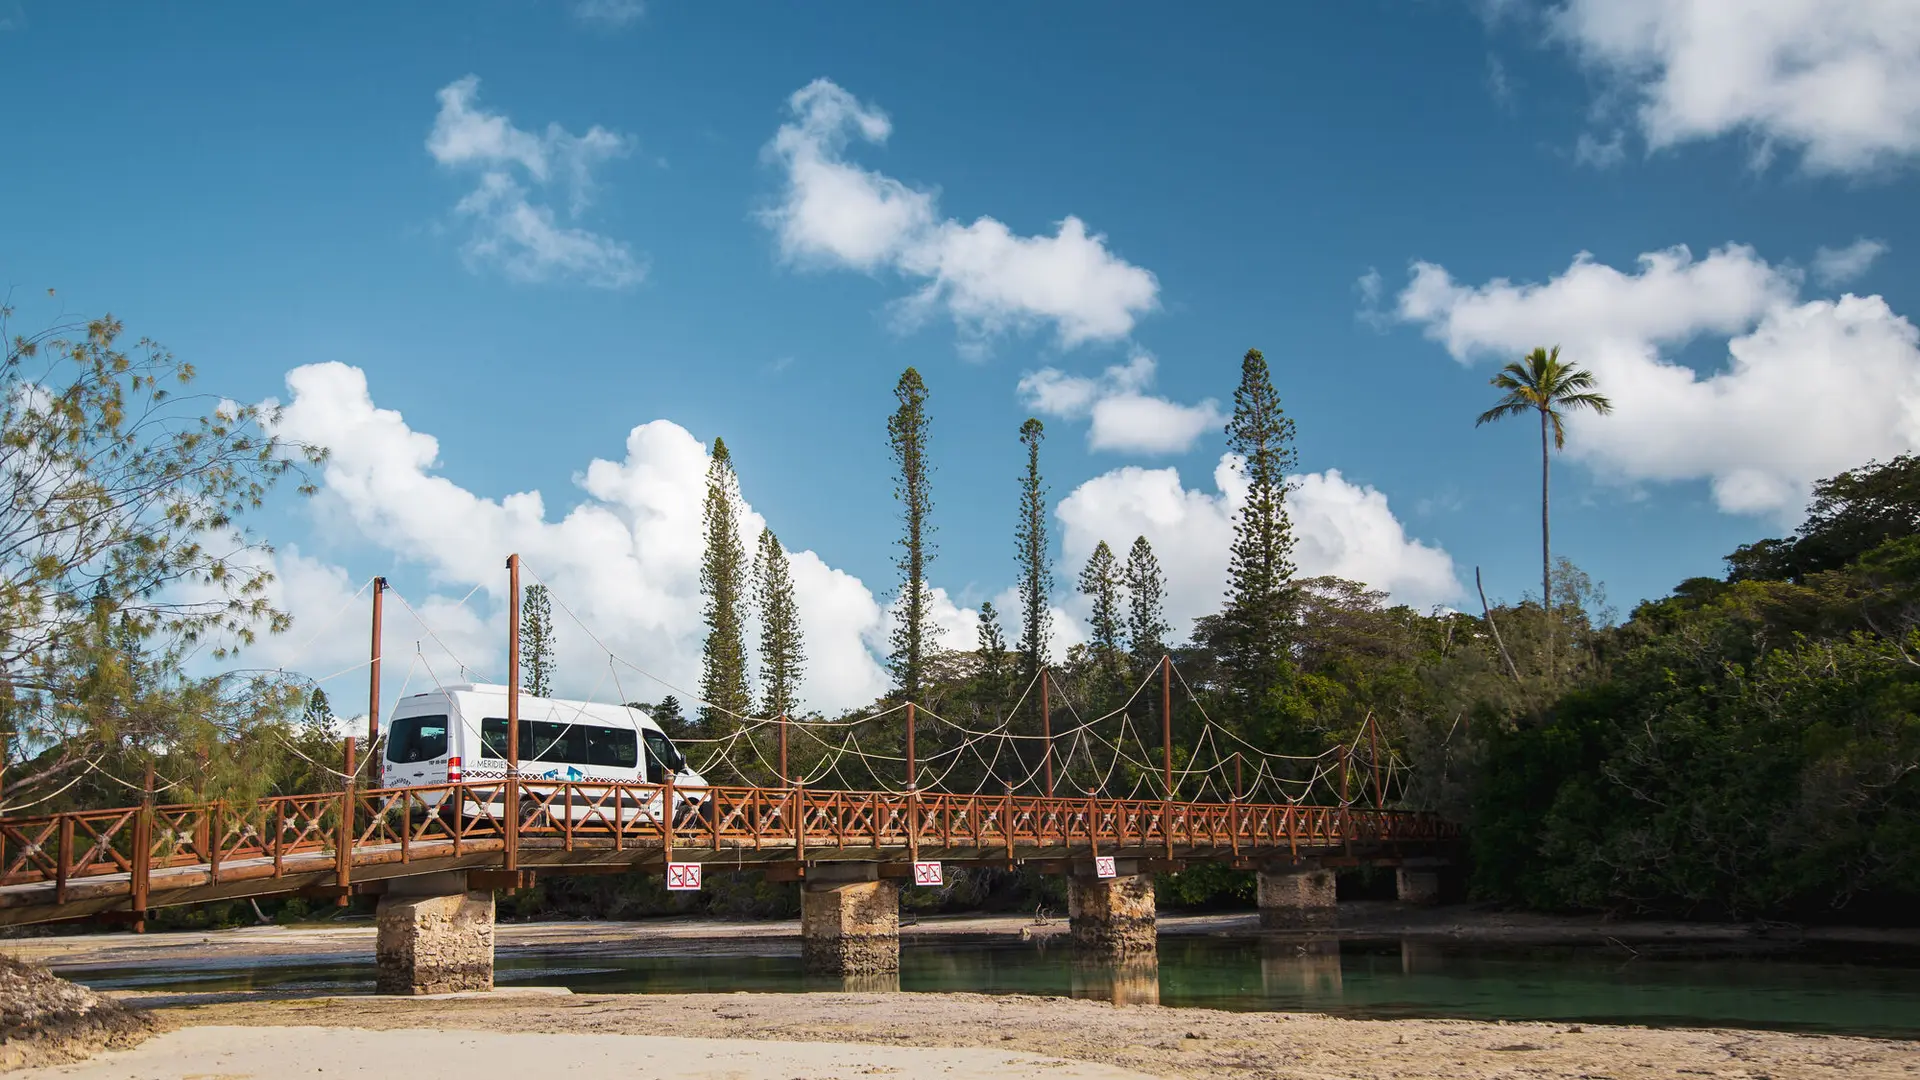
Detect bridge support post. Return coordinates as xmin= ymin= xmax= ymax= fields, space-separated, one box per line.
xmin=1067 ymin=861 xmax=1156 ymax=958
xmin=1395 ymin=865 xmax=1443 ymax=906
xmin=375 ymin=871 xmax=494 ymax=995
xmin=1257 ymin=865 xmax=1337 ymax=929
xmin=800 ymin=864 xmax=899 ymax=976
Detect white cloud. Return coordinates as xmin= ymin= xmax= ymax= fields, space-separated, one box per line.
xmin=1551 ymin=0 xmax=1920 ymax=174
xmin=264 ymin=362 xmax=896 ymax=716
xmin=1017 ymin=353 xmax=1224 ymax=455
xmin=1393 ymin=243 xmax=1920 ymax=516
xmin=1813 ymin=238 xmax=1890 ymax=286
xmin=1573 ymin=128 xmax=1627 ymax=168
xmin=428 ymin=75 xmax=643 ymax=288
xmin=1056 ymin=457 xmax=1461 ymax=637
xmin=762 ymin=78 xmax=1159 ymax=352
xmin=572 ymin=0 xmax=643 ymax=28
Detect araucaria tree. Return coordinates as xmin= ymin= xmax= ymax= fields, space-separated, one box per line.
xmin=0 ymin=307 xmax=322 ymax=809
xmin=888 ymin=368 xmax=936 ymax=700
xmin=975 ymin=599 xmax=1009 ymax=690
xmin=1475 ymin=345 xmax=1612 ymax=678
xmin=1077 ymin=541 xmax=1124 ymax=686
xmin=1123 ymin=535 xmax=1169 ymax=669
xmin=1218 ymin=348 xmax=1299 ymax=709
xmin=753 ymin=527 xmax=805 ymax=717
xmin=699 ymin=438 xmax=752 ymax=731
xmin=1015 ymin=418 xmax=1052 ymax=681
xmin=520 ymin=584 xmax=555 ymax=698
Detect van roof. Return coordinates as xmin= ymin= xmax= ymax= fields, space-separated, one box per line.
xmin=396 ymin=685 xmax=660 ymax=728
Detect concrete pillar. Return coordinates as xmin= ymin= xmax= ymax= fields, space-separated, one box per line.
xmin=1257 ymin=866 xmax=1337 ymax=928
xmin=1396 ymin=867 xmax=1442 ymax=905
xmin=1067 ymin=868 xmax=1156 ymax=957
xmin=801 ymin=873 xmax=900 ymax=976
xmin=375 ymin=871 xmax=494 ymax=995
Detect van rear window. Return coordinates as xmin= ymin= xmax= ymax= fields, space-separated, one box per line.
xmin=387 ymin=716 xmax=449 ymax=763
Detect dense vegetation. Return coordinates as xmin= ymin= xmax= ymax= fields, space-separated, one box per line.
xmin=4 ymin=306 xmax=1914 ymax=928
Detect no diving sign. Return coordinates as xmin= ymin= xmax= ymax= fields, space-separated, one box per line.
xmin=912 ymin=861 xmax=943 ymax=887
xmin=1094 ymin=855 xmax=1117 ymax=879
xmin=666 ymin=862 xmax=702 ymax=891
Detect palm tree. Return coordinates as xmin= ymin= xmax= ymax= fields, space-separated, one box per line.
xmin=1475 ymin=346 xmax=1612 ymax=679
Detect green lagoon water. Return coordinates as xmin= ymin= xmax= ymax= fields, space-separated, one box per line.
xmin=62 ymin=934 xmax=1920 ymax=1039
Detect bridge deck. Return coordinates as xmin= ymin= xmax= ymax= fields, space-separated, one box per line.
xmin=0 ymin=780 xmax=1455 ymax=926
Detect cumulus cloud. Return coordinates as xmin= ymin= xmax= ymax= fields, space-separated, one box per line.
xmin=1549 ymin=0 xmax=1920 ymax=174
xmin=761 ymin=78 xmax=1159 ymax=352
xmin=572 ymin=0 xmax=643 ymax=28
xmin=427 ymin=75 xmax=643 ymax=288
xmin=1017 ymin=353 xmax=1225 ymax=455
xmin=1056 ymin=456 xmax=1461 ymax=637
xmin=1813 ymin=238 xmax=1890 ymax=286
xmin=264 ymin=362 xmax=901 ymax=718
xmin=1393 ymin=243 xmax=1920 ymax=516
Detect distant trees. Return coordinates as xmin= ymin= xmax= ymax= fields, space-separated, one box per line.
xmin=699 ymin=438 xmax=751 ymax=731
xmin=1214 ymin=348 xmax=1299 ymax=711
xmin=520 ymin=584 xmax=555 ymax=698
xmin=888 ymin=368 xmax=936 ymax=700
xmin=1123 ymin=536 xmax=1168 ymax=671
xmin=1015 ymin=418 xmax=1051 ymax=683
xmin=753 ymin=527 xmax=805 ymax=718
xmin=1475 ymin=345 xmax=1612 ymax=678
xmin=1077 ymin=541 xmax=1124 ymax=688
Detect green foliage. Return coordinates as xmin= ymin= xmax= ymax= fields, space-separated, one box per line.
xmin=699 ymin=438 xmax=751 ymax=736
xmin=1727 ymin=455 xmax=1920 ymax=583
xmin=1077 ymin=540 xmax=1123 ymax=689
xmin=520 ymin=584 xmax=555 ymax=698
xmin=974 ymin=599 xmax=1009 ymax=700
xmin=1217 ymin=348 xmax=1298 ymax=713
xmin=887 ymin=368 xmax=935 ymax=700
xmin=1014 ymin=417 xmax=1051 ymax=681
xmin=1123 ymin=535 xmax=1168 ymax=672
xmin=753 ymin=528 xmax=805 ymax=717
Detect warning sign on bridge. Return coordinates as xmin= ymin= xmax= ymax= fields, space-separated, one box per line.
xmin=1094 ymin=855 xmax=1117 ymax=879
xmin=666 ymin=862 xmax=702 ymax=891
xmin=912 ymin=861 xmax=943 ymax=887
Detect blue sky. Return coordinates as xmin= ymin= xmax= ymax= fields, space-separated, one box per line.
xmin=4 ymin=1 xmax=1917 ymax=715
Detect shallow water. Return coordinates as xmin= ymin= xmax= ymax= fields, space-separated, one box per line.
xmin=61 ymin=933 xmax=1920 ymax=1038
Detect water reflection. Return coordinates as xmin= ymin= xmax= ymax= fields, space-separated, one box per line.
xmin=839 ymin=972 xmax=900 ymax=994
xmin=1069 ymin=956 xmax=1160 ymax=1006
xmin=59 ymin=932 xmax=1920 ymax=1038
xmin=1259 ymin=936 xmax=1342 ymax=999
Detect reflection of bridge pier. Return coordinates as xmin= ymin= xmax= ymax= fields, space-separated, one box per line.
xmin=1260 ymin=935 xmax=1343 ymax=999
xmin=1069 ymin=955 xmax=1161 ymax=1005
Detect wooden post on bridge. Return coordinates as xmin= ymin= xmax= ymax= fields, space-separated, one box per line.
xmin=1234 ymin=752 xmax=1243 ymax=802
xmin=1369 ymin=714 xmax=1383 ymax=809
xmin=506 ymin=554 xmax=521 ymax=872
xmin=1160 ymin=656 xmax=1173 ymax=798
xmin=337 ymin=735 xmax=355 ymax=906
xmin=1040 ymin=668 xmax=1052 ymax=798
xmin=905 ymin=702 xmax=916 ymax=791
xmin=367 ymin=577 xmax=386 ymax=752
xmin=778 ymin=713 xmax=788 ymax=785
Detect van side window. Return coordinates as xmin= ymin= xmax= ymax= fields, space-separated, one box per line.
xmin=388 ymin=716 xmax=449 ymax=763
xmin=585 ymin=726 xmax=637 ymax=768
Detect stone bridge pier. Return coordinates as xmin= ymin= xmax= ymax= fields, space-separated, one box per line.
xmin=1257 ymin=864 xmax=1337 ymax=928
xmin=800 ymin=863 xmax=900 ymax=977
xmin=1066 ymin=860 xmax=1157 ymax=958
xmin=375 ymin=871 xmax=496 ymax=995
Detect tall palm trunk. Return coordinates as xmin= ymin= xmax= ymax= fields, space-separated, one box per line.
xmin=1539 ymin=405 xmax=1552 ymax=681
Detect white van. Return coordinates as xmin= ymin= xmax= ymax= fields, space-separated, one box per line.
xmin=382 ymin=684 xmax=708 ymax=823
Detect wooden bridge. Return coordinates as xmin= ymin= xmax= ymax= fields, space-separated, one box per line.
xmin=0 ymin=778 xmax=1453 ymax=928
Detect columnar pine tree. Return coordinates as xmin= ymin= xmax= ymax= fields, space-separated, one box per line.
xmin=1219 ymin=348 xmax=1299 ymax=708
xmin=1077 ymin=541 xmax=1124 ymax=687
xmin=975 ymin=599 xmax=1009 ymax=689
xmin=888 ymin=369 xmax=936 ymax=701
xmin=699 ymin=438 xmax=752 ymax=733
xmin=301 ymin=687 xmax=333 ymax=736
xmin=753 ymin=527 xmax=806 ymax=718
xmin=1015 ymin=418 xmax=1052 ymax=682
xmin=1124 ymin=535 xmax=1169 ymax=669
xmin=520 ymin=584 xmax=555 ymax=698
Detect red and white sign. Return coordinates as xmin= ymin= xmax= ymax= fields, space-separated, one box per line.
xmin=1094 ymin=855 xmax=1117 ymax=879
xmin=912 ymin=861 xmax=943 ymax=887
xmin=666 ymin=862 xmax=702 ymax=891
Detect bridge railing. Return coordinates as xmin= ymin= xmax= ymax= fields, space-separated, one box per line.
xmin=0 ymin=780 xmax=1457 ymax=907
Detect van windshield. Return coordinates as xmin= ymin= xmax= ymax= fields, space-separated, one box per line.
xmin=642 ymin=730 xmax=685 ymax=783
xmin=387 ymin=716 xmax=449 ymax=763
